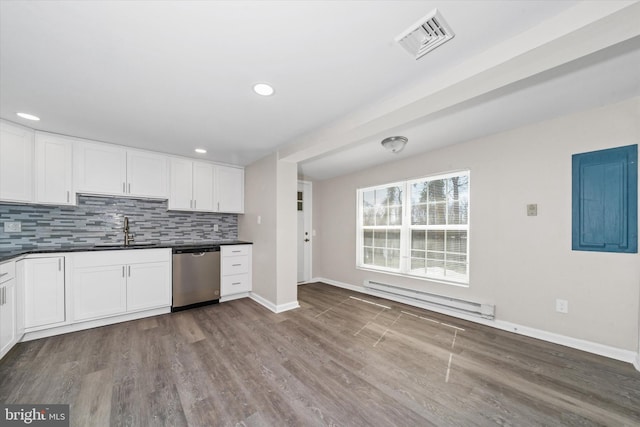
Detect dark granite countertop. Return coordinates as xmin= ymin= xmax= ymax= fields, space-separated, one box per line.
xmin=0 ymin=240 xmax=252 ymax=263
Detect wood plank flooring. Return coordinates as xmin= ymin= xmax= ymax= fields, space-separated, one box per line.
xmin=2 ymin=282 xmax=640 ymax=426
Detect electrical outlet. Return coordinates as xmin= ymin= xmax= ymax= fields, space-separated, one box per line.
xmin=213 ymin=224 xmax=219 ymax=232
xmin=556 ymin=299 xmax=569 ymax=314
xmin=527 ymin=204 xmax=538 ymax=216
xmin=4 ymin=221 xmax=21 ymax=232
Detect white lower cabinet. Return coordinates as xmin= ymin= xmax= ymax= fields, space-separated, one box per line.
xmin=73 ymin=264 xmax=127 ymax=321
xmin=0 ymin=260 xmax=19 ymax=359
xmin=72 ymin=249 xmax=171 ymax=322
xmin=23 ymin=257 xmax=66 ymax=329
xmin=220 ymin=245 xmax=252 ymax=299
xmin=126 ymin=262 xmax=171 ymax=312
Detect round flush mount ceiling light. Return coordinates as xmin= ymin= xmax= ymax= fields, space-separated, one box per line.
xmin=16 ymin=112 xmax=40 ymax=121
xmin=381 ymin=136 xmax=408 ymax=153
xmin=253 ymin=83 xmax=275 ymax=96
xmin=194 ymin=148 xmax=207 ymax=154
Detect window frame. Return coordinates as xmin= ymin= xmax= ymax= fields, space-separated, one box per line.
xmin=356 ymin=170 xmax=470 ymax=285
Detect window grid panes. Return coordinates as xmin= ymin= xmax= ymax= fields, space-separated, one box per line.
xmin=361 ymin=184 xmax=403 ymax=270
xmin=409 ymin=173 xmax=469 ymax=281
xmin=358 ymin=172 xmax=469 ymax=284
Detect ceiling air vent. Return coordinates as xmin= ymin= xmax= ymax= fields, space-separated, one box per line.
xmin=396 ymin=9 xmax=455 ymax=60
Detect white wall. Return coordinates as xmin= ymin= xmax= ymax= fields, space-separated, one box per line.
xmin=313 ymin=97 xmax=640 ymax=352
xmin=239 ymin=153 xmax=277 ymax=302
xmin=239 ymin=152 xmax=298 ymax=309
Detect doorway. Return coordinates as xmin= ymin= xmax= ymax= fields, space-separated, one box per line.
xmin=297 ymin=181 xmax=312 ymax=283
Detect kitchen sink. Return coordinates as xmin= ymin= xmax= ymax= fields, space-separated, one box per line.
xmin=93 ymin=242 xmax=159 ymax=248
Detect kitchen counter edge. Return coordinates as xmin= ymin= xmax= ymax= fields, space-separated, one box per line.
xmin=0 ymin=241 xmax=253 ymax=263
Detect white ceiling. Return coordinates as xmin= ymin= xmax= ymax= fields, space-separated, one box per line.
xmin=1 ymin=1 xmax=638 ymax=180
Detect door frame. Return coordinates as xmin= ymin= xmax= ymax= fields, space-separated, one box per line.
xmin=297 ymin=180 xmax=312 ymax=283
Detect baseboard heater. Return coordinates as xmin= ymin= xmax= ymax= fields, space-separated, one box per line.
xmin=364 ymin=280 xmax=495 ymax=320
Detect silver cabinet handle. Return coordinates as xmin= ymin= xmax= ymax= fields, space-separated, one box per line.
xmin=123 ymin=182 xmax=126 ymax=193
xmin=232 ymin=250 xmax=241 ymax=253
xmin=194 ymin=200 xmax=197 ymax=209
xmin=232 ymin=282 xmax=241 ymax=285
xmin=190 ymin=200 xmax=193 ymax=209
xmin=122 ymin=266 xmax=125 ymax=277
xmin=67 ymin=191 xmax=70 ymax=203
xmin=128 ymin=265 xmax=131 ymax=277
xmin=232 ymin=263 xmax=241 ymax=267
xmin=217 ymin=202 xmax=220 ymax=211
xmin=128 ymin=183 xmax=131 ymax=193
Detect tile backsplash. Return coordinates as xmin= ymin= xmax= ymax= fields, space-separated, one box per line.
xmin=0 ymin=194 xmax=237 ymax=251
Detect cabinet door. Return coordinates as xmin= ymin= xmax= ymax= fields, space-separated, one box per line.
xmin=126 ymin=262 xmax=171 ymax=312
xmin=73 ymin=265 xmax=127 ymax=321
xmin=127 ymin=150 xmax=168 ymax=199
xmin=168 ymin=158 xmax=193 ymax=210
xmin=216 ymin=166 xmax=244 ymax=213
xmin=75 ymin=141 xmax=127 ymax=195
xmin=0 ymin=282 xmax=17 ymax=359
xmin=193 ymin=162 xmax=214 ymax=211
xmin=0 ymin=122 xmax=34 ymax=203
xmin=24 ymin=257 xmax=65 ymax=329
xmin=35 ymin=133 xmax=74 ymax=205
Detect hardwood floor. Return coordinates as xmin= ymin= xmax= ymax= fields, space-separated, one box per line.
xmin=2 ymin=282 xmax=639 ymax=426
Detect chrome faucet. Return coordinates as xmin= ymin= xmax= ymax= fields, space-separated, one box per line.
xmin=123 ymin=216 xmax=135 ymax=246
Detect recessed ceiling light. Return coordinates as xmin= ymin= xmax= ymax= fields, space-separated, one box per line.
xmin=195 ymin=148 xmax=207 ymax=154
xmin=253 ymin=83 xmax=275 ymax=96
xmin=16 ymin=112 xmax=40 ymax=121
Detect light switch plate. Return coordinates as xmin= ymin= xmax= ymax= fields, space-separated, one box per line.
xmin=4 ymin=221 xmax=21 ymax=232
xmin=527 ymin=204 xmax=538 ymax=216
xmin=213 ymin=224 xmax=219 ymax=232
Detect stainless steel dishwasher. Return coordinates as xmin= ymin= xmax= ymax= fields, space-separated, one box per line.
xmin=172 ymin=246 xmax=220 ymax=312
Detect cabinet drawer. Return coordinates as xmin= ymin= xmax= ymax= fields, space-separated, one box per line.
xmin=222 ymin=245 xmax=250 ymax=257
xmin=221 ymin=274 xmax=250 ymax=295
xmin=221 ymin=255 xmax=249 ymax=276
xmin=0 ymin=261 xmax=16 ymax=284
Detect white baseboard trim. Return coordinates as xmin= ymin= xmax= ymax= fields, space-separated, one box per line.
xmin=250 ymin=292 xmax=300 ymax=314
xmin=313 ymin=277 xmax=639 ymax=369
xmin=220 ymin=292 xmax=250 ymax=302
xmin=21 ymin=307 xmax=171 ymax=342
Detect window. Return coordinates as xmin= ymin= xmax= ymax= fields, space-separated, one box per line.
xmin=357 ymin=171 xmax=470 ymax=284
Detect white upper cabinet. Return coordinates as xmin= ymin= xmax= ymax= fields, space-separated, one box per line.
xmin=0 ymin=121 xmax=34 ymax=203
xmin=168 ymin=158 xmax=193 ymax=210
xmin=193 ymin=162 xmax=215 ymax=211
xmin=126 ymin=149 xmax=168 ymax=199
xmin=168 ymin=158 xmax=215 ymax=211
xmin=169 ymin=158 xmax=244 ymax=213
xmin=2 ymin=123 xmax=241 ymax=208
xmin=35 ymin=132 xmax=75 ymax=205
xmin=75 ymin=140 xmax=127 ymax=195
xmin=216 ymin=165 xmax=244 ymax=213
xmin=75 ymin=140 xmax=167 ymax=199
